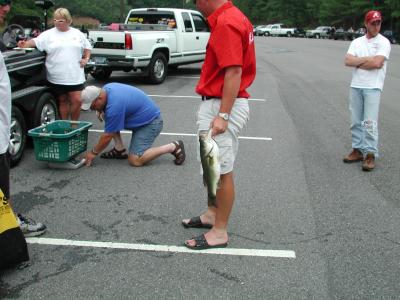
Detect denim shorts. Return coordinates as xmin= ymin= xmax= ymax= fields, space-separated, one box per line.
xmin=129 ymin=115 xmax=163 ymax=157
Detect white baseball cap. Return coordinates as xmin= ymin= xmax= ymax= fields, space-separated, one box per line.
xmin=81 ymin=86 xmax=101 ymax=111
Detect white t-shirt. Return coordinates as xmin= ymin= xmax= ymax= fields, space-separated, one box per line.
xmin=34 ymin=27 xmax=92 ymax=85
xmin=347 ymin=33 xmax=391 ymax=91
xmin=0 ymin=52 xmax=11 ymax=154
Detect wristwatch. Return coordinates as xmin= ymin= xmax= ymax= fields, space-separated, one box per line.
xmin=218 ymin=112 xmax=230 ymax=121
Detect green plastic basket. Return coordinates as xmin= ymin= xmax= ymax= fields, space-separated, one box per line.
xmin=28 ymin=120 xmax=92 ymax=162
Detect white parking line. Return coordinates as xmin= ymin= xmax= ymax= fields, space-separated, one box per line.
xmin=88 ymin=129 xmax=272 ymax=141
xmin=148 ymin=95 xmax=268 ymax=102
xmin=26 ymin=237 xmax=296 ymax=258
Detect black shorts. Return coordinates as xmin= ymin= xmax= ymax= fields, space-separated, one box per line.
xmin=0 ymin=152 xmax=10 ymax=200
xmin=48 ymin=82 xmax=85 ymax=97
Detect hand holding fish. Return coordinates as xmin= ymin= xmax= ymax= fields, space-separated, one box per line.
xmin=210 ymin=115 xmax=228 ymax=137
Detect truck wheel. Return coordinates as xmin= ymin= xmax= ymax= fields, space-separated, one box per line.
xmin=264 ymin=32 xmax=270 ymax=36
xmin=287 ymin=32 xmax=292 ymax=37
xmin=315 ymin=34 xmax=320 ymax=39
xmin=32 ymin=93 xmax=58 ymax=128
xmin=148 ymin=52 xmax=167 ymax=84
xmin=90 ymin=68 xmax=112 ymax=80
xmin=10 ymin=107 xmax=26 ymax=168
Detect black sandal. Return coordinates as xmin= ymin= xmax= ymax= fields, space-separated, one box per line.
xmin=100 ymin=147 xmax=128 ymax=159
xmin=172 ymin=140 xmax=186 ymax=165
xmin=184 ymin=234 xmax=228 ymax=250
xmin=182 ymin=216 xmax=213 ymax=229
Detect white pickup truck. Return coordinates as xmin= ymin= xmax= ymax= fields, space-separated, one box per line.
xmin=268 ymin=23 xmax=297 ymax=37
xmin=87 ymin=8 xmax=210 ymax=84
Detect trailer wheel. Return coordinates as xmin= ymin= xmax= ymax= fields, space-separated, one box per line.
xmin=32 ymin=93 xmax=58 ymax=128
xmin=90 ymin=67 xmax=112 ymax=80
xmin=148 ymin=52 xmax=167 ymax=84
xmin=10 ymin=107 xmax=26 ymax=168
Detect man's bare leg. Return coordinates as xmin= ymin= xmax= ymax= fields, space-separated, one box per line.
xmin=128 ymin=143 xmax=176 ymax=167
xmin=185 ymin=172 xmax=234 ymax=246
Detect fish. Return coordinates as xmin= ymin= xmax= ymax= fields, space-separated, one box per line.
xmin=199 ymin=129 xmax=221 ymax=207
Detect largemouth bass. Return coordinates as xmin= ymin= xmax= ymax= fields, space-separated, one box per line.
xmin=199 ymin=130 xmax=221 ymax=207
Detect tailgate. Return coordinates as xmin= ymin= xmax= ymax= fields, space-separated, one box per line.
xmin=88 ymin=30 xmax=128 ymax=57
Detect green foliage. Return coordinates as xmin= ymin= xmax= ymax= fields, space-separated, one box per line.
xmin=3 ymin=0 xmax=399 ymax=31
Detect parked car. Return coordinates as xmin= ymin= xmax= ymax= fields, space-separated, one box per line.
xmin=268 ymin=23 xmax=297 ymax=37
xmin=382 ymin=30 xmax=398 ymax=44
xmin=294 ymin=27 xmax=306 ymax=38
xmin=333 ymin=28 xmax=353 ymax=40
xmin=254 ymin=24 xmax=273 ymax=36
xmin=352 ymin=28 xmax=366 ymax=39
xmin=306 ymin=26 xmax=332 ymax=39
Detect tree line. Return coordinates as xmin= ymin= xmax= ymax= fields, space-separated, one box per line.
xmin=6 ymin=0 xmax=400 ymax=32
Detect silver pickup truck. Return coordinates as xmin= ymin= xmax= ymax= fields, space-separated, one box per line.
xmin=87 ymin=8 xmax=210 ymax=84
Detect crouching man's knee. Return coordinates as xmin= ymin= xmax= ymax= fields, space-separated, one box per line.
xmin=128 ymin=155 xmax=144 ymax=167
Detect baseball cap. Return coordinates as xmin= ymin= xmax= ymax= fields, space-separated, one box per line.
xmin=0 ymin=0 xmax=12 ymax=5
xmin=365 ymin=10 xmax=382 ymax=24
xmin=81 ymin=86 xmax=101 ymax=110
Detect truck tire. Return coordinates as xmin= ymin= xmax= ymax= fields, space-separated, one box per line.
xmin=10 ymin=107 xmax=26 ymax=168
xmin=315 ymin=34 xmax=320 ymax=39
xmin=148 ymin=52 xmax=167 ymax=84
xmin=32 ymin=93 xmax=58 ymax=128
xmin=90 ymin=68 xmax=112 ymax=80
xmin=287 ymin=32 xmax=292 ymax=37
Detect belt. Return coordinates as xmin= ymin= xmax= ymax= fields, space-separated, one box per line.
xmin=201 ymin=96 xmax=220 ymax=101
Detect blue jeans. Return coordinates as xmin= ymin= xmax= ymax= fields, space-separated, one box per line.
xmin=349 ymin=88 xmax=381 ymax=157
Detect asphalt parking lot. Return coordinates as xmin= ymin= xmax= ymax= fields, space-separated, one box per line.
xmin=2 ymin=37 xmax=400 ymax=299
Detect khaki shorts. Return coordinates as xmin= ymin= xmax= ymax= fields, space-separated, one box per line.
xmin=197 ymin=98 xmax=249 ymax=174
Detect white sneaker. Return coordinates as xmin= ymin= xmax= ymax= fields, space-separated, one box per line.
xmin=17 ymin=214 xmax=47 ymax=237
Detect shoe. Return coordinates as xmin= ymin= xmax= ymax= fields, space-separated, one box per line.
xmin=182 ymin=216 xmax=213 ymax=229
xmin=184 ymin=234 xmax=228 ymax=250
xmin=343 ymin=149 xmax=363 ymax=163
xmin=362 ymin=153 xmax=375 ymax=171
xmin=17 ymin=214 xmax=47 ymax=237
xmin=171 ymin=140 xmax=185 ymax=165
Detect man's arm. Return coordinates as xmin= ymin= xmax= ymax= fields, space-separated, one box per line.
xmin=211 ymin=65 xmax=242 ymax=136
xmin=17 ymin=39 xmax=36 ymax=48
xmin=345 ymin=53 xmax=385 ymax=69
xmin=358 ymin=55 xmax=385 ymax=70
xmin=85 ymin=133 xmax=114 ymax=166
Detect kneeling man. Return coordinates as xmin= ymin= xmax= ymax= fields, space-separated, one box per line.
xmin=82 ymin=83 xmax=185 ymax=167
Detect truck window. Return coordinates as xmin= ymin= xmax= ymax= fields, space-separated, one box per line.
xmin=181 ymin=12 xmax=193 ymax=32
xmin=127 ymin=10 xmax=176 ymax=28
xmin=191 ymin=14 xmax=209 ymax=32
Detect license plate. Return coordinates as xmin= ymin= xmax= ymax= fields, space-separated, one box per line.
xmin=93 ymin=57 xmax=107 ymax=64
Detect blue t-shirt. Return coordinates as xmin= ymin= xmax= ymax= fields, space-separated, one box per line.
xmin=103 ymin=83 xmax=160 ymax=132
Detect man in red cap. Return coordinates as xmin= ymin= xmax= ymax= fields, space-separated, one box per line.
xmin=343 ymin=10 xmax=391 ymax=171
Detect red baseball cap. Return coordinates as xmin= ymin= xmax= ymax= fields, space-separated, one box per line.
xmin=365 ymin=10 xmax=382 ymax=24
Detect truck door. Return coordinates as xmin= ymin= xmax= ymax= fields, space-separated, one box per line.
xmin=190 ymin=13 xmax=209 ymax=54
xmin=180 ymin=12 xmax=209 ymax=63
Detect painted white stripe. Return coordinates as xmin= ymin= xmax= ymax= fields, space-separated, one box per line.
xmin=148 ymin=94 xmax=268 ymax=102
xmin=88 ymin=129 xmax=272 ymax=141
xmin=26 ymin=237 xmax=296 ymax=258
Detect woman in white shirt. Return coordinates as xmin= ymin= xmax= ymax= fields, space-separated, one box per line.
xmin=18 ymin=8 xmax=92 ymax=120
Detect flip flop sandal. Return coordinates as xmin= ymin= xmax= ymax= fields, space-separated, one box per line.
xmin=100 ymin=147 xmax=128 ymax=159
xmin=172 ymin=140 xmax=186 ymax=165
xmin=184 ymin=234 xmax=228 ymax=250
xmin=182 ymin=216 xmax=213 ymax=229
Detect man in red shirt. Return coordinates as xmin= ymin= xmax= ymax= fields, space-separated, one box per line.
xmin=182 ymin=0 xmax=256 ymax=249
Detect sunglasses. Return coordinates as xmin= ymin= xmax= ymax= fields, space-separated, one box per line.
xmin=0 ymin=0 xmax=11 ymax=5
